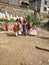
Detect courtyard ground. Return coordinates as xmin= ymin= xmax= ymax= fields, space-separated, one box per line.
xmin=0 ymin=27 xmax=49 ymax=65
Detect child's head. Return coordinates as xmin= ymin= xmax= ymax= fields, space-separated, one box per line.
xmin=16 ymin=19 xmax=19 ymax=24
xmin=32 ymin=23 xmax=35 ymax=26
xmin=18 ymin=20 xmax=21 ymax=24
xmin=16 ymin=19 xmax=18 ymax=22
xmin=5 ymin=19 xmax=8 ymax=23
xmin=32 ymin=23 xmax=36 ymax=29
xmin=23 ymin=20 xmax=26 ymax=24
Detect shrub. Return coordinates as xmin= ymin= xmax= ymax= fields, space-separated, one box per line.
xmin=31 ymin=18 xmax=40 ymax=25
xmin=25 ymin=15 xmax=31 ymax=21
xmin=0 ymin=18 xmax=6 ymax=22
xmin=0 ymin=18 xmax=15 ymax=22
xmin=9 ymin=19 xmax=15 ymax=22
xmin=25 ymin=15 xmax=40 ymax=24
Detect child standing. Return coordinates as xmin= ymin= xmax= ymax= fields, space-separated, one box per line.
xmin=26 ymin=21 xmax=30 ymax=33
xmin=13 ymin=21 xmax=18 ymax=37
xmin=5 ymin=20 xmax=9 ymax=31
xmin=18 ymin=22 xmax=23 ymax=35
xmin=22 ymin=20 xmax=27 ymax=35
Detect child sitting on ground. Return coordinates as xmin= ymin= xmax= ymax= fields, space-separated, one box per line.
xmin=29 ymin=23 xmax=37 ymax=36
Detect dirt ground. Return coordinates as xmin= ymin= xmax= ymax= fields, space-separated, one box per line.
xmin=0 ymin=27 xmax=49 ymax=65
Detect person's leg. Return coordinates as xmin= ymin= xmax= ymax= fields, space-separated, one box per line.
xmin=15 ymin=32 xmax=18 ymax=36
xmin=19 ymin=30 xmax=22 ymax=35
xmin=24 ymin=30 xmax=26 ymax=36
xmin=6 ymin=26 xmax=8 ymax=31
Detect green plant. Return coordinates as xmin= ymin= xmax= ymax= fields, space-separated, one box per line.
xmin=25 ymin=15 xmax=30 ymax=21
xmin=0 ymin=18 xmax=15 ymax=22
xmin=25 ymin=15 xmax=40 ymax=24
xmin=9 ymin=19 xmax=15 ymax=22
xmin=31 ymin=18 xmax=40 ymax=25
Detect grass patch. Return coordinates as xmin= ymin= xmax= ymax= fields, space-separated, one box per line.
xmin=0 ymin=19 xmax=16 ymax=23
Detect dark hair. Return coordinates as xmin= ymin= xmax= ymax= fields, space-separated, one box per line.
xmin=32 ymin=23 xmax=35 ymax=26
xmin=16 ymin=19 xmax=18 ymax=21
xmin=5 ymin=19 xmax=8 ymax=22
xmin=23 ymin=20 xmax=26 ymax=23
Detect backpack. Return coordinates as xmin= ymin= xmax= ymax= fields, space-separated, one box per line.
xmin=13 ymin=24 xmax=18 ymax=32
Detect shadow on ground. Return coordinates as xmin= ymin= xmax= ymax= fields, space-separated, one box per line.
xmin=6 ymin=33 xmax=15 ymax=37
xmin=35 ymin=46 xmax=49 ymax=52
xmin=38 ymin=36 xmax=49 ymax=40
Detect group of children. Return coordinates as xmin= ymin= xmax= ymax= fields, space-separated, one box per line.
xmin=5 ymin=18 xmax=37 ymax=37
xmin=13 ymin=18 xmax=37 ymax=36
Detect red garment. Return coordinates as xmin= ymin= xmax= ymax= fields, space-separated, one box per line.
xmin=26 ymin=22 xmax=30 ymax=31
xmin=5 ymin=22 xmax=9 ymax=31
xmin=13 ymin=24 xmax=18 ymax=32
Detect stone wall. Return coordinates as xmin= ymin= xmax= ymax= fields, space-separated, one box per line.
xmin=0 ymin=2 xmax=34 ymax=20
xmin=0 ymin=0 xmax=9 ymax=3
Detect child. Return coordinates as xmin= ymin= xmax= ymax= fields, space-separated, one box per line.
xmin=22 ymin=20 xmax=27 ymax=35
xmin=29 ymin=23 xmax=37 ymax=36
xmin=19 ymin=17 xmax=23 ymax=25
xmin=26 ymin=21 xmax=30 ymax=33
xmin=13 ymin=22 xmax=18 ymax=37
xmin=5 ymin=20 xmax=9 ymax=31
xmin=18 ymin=22 xmax=23 ymax=35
